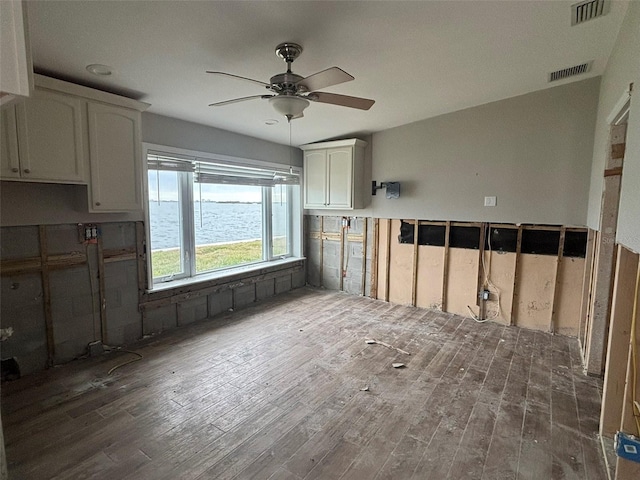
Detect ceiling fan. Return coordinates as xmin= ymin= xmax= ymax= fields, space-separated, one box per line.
xmin=207 ymin=42 xmax=375 ymax=121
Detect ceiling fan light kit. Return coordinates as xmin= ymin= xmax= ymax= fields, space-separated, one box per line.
xmin=207 ymin=41 xmax=375 ymax=120
xmin=269 ymin=95 xmax=310 ymax=120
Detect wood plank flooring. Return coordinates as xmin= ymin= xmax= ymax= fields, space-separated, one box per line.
xmin=1 ymin=287 xmax=607 ymax=479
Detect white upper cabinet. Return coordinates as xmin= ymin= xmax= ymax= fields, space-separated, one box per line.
xmin=0 ymin=74 xmax=149 ymax=211
xmin=87 ymin=102 xmax=142 ymax=212
xmin=0 ymin=106 xmax=20 ymax=178
xmin=15 ymin=89 xmax=85 ymax=182
xmin=0 ymin=0 xmax=33 ymax=102
xmin=301 ymin=139 xmax=367 ymax=210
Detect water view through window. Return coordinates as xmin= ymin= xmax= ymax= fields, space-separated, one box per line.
xmin=148 ymin=165 xmax=291 ymax=281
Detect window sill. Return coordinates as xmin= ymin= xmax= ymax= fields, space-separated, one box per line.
xmin=146 ymin=257 xmax=305 ymax=295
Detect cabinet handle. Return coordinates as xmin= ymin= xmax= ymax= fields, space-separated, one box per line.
xmin=95 ymin=202 xmax=101 ymax=206
xmin=11 ymin=168 xmax=19 ymax=173
xmin=23 ymin=168 xmax=31 ymax=174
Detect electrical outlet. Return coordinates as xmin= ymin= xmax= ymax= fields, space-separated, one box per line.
xmin=77 ymin=223 xmax=99 ymax=244
xmin=484 ymin=196 xmax=497 ymax=207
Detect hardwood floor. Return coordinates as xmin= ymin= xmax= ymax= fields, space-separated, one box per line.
xmin=1 ymin=287 xmax=607 ymax=479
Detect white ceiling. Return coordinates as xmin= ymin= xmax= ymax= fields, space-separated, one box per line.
xmin=26 ymin=0 xmax=628 ymax=146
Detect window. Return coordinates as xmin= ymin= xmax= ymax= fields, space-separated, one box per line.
xmin=145 ymin=147 xmax=301 ymax=286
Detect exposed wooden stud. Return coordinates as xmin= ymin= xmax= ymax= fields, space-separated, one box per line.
xmin=339 ymin=220 xmax=345 ymax=292
xmin=136 ymin=221 xmax=147 ymax=301
xmin=309 ymin=231 xmax=364 ymax=242
xmin=451 ymin=221 xmax=482 ymax=227
xmin=579 ymin=229 xmax=596 ymax=347
xmin=411 ymin=220 xmax=419 ymax=306
xmin=370 ymin=218 xmax=379 ymax=299
xmin=0 ymin=252 xmax=91 ymax=276
xmin=103 ymin=252 xmax=137 ymax=264
xmin=38 ymin=226 xmax=55 ymax=366
xmin=417 ymin=220 xmax=448 ymax=227
xmin=0 ymin=257 xmax=42 ymax=276
xmin=47 ymin=253 xmax=88 ymax=270
xmin=97 ymin=236 xmax=108 ymax=345
xmin=319 ymin=217 xmax=324 ymax=288
xmin=584 ymin=231 xmax=600 ymax=360
xmin=510 ymin=225 xmax=523 ymax=326
xmin=604 ymin=167 xmax=623 ymax=177
xmin=550 ymin=226 xmax=566 ymax=333
xmin=361 ymin=218 xmax=368 ymax=297
xmin=385 ymin=219 xmax=392 ymax=302
xmin=615 ymin=259 xmax=640 ymax=479
xmin=477 ymin=223 xmax=487 ymax=311
xmin=441 ymin=221 xmax=451 ymax=311
xmin=600 ymin=246 xmax=639 ymax=439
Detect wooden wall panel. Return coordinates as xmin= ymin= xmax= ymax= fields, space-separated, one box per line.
xmin=554 ymin=257 xmax=586 ymax=337
xmin=515 ymin=254 xmax=556 ymax=331
xmin=388 ymin=219 xmax=413 ymax=306
xmin=415 ymin=245 xmax=444 ymax=310
xmin=484 ymin=251 xmax=516 ymax=325
xmin=601 ymin=246 xmax=639 ymax=439
xmin=617 ymin=266 xmax=640 ymax=480
xmin=446 ymin=248 xmax=479 ymax=317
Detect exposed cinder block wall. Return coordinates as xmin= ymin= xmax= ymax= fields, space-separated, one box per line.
xmin=1 ymin=221 xmax=304 ymax=377
xmin=305 ymin=215 xmax=372 ymax=297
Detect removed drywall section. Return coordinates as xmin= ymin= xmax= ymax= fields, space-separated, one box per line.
xmin=1 ymin=221 xmax=305 ymax=377
xmin=305 ymin=215 xmax=372 ymax=297
xmin=388 ymin=219 xmax=413 ymax=305
xmin=371 ymin=219 xmax=589 ymax=336
xmin=0 ymin=273 xmax=46 ymax=375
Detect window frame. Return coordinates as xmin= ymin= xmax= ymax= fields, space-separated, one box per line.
xmin=143 ymin=143 xmax=303 ymax=291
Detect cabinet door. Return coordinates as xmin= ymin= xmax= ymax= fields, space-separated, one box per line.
xmin=87 ymin=102 xmax=142 ymax=211
xmin=16 ymin=89 xmax=85 ymax=182
xmin=326 ymin=147 xmax=353 ymax=208
xmin=304 ymin=149 xmax=328 ymax=208
xmin=0 ymin=106 xmax=21 ymax=179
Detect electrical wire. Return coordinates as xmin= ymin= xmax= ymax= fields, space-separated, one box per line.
xmin=467 ymin=305 xmax=488 ymax=323
xmin=480 ymin=226 xmax=503 ymax=321
xmin=630 ymin=261 xmax=640 ymax=436
xmin=106 ymin=347 xmax=143 ymax=375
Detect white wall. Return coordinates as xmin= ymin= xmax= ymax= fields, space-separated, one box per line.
xmin=588 ymin=1 xmax=640 ymax=252
xmin=308 ymin=77 xmax=600 ymax=226
xmin=142 ymin=113 xmax=302 ymax=168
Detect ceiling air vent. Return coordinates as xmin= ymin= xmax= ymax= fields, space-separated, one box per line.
xmin=549 ymin=61 xmax=592 ymax=82
xmin=571 ymin=0 xmax=610 ymax=26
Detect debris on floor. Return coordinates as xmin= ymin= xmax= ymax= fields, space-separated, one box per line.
xmin=360 ymin=386 xmax=370 ymax=391
xmin=365 ymin=338 xmax=411 ymax=355
xmin=392 ymin=363 xmax=405 ymax=368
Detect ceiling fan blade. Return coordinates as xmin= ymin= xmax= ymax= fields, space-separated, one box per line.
xmin=308 ymin=92 xmax=375 ymax=110
xmin=206 ymin=71 xmax=270 ymax=88
xmin=296 ymin=67 xmax=354 ymax=92
xmin=208 ymin=95 xmax=273 ymax=107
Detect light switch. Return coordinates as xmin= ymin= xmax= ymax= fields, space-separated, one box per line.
xmin=484 ymin=196 xmax=497 ymax=207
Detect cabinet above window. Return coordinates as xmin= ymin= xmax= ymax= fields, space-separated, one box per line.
xmin=0 ymin=74 xmax=150 ymax=212
xmin=300 ymin=138 xmax=368 ymax=210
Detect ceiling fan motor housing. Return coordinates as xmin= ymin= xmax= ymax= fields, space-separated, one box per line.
xmin=270 ymin=72 xmax=305 ymax=94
